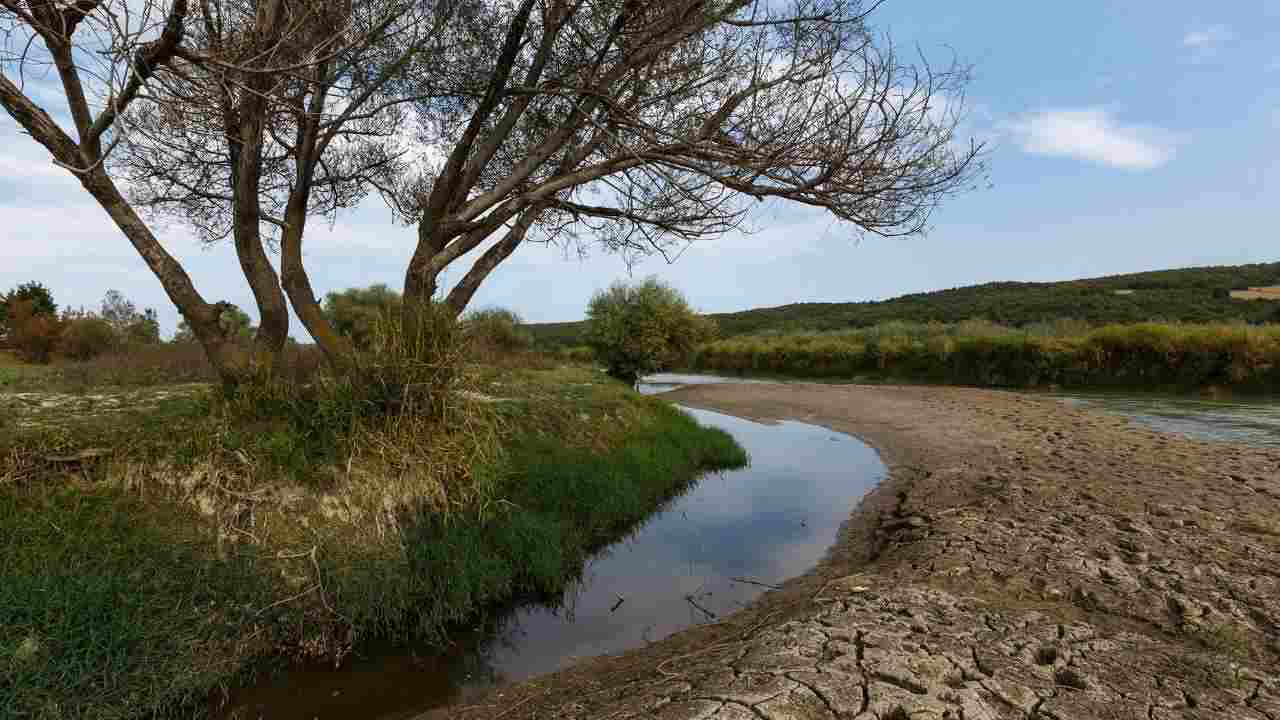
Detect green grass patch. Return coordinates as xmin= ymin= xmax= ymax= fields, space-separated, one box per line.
xmin=0 ymin=486 xmax=270 ymax=720
xmin=0 ymin=365 xmax=745 ymax=719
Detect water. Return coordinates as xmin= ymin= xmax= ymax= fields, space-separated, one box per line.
xmin=1058 ymin=393 xmax=1280 ymax=449
xmin=220 ymin=389 xmax=884 ymax=719
xmin=635 ymin=372 xmax=774 ymax=396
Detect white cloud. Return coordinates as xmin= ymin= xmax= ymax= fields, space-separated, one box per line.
xmin=1183 ymin=24 xmax=1232 ymax=62
xmin=1005 ymin=108 xmax=1178 ymax=171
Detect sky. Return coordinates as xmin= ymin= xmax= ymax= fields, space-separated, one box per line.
xmin=2 ymin=1 xmax=1279 ymax=337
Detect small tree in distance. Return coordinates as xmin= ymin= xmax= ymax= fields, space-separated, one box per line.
xmin=1 ymin=282 xmax=57 ymax=337
xmin=586 ymin=278 xmax=716 ymax=384
xmin=174 ymin=305 xmax=254 ymax=344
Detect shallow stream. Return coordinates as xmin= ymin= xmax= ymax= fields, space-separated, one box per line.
xmin=220 ymin=380 xmax=884 ymax=719
xmin=1056 ymin=393 xmax=1280 ymax=449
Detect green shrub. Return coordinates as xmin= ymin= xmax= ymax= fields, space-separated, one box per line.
xmin=324 ymin=284 xmax=402 ymax=351
xmin=464 ymin=307 xmax=533 ymax=353
xmin=7 ymin=300 xmax=62 ymax=364
xmin=59 ymin=316 xmax=117 ymax=360
xmin=586 ymin=277 xmax=716 ymax=383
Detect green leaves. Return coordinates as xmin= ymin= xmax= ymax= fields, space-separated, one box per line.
xmin=585 ymin=278 xmax=716 ymax=382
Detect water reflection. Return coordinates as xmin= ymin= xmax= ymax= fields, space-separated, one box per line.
xmin=221 ymin=399 xmax=884 ymax=719
xmin=1059 ymin=394 xmax=1280 ymax=449
xmin=462 ymin=406 xmax=882 ymax=694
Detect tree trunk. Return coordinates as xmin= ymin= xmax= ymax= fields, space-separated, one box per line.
xmin=78 ymin=169 xmax=255 ymax=386
xmin=280 ymin=200 xmax=355 ymax=372
xmin=229 ymin=87 xmax=291 ymax=374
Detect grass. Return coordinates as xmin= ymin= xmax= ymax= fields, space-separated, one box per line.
xmin=0 ymin=486 xmax=269 ymax=719
xmin=0 ymin=354 xmax=745 ymax=719
xmin=689 ymin=320 xmax=1280 ymax=393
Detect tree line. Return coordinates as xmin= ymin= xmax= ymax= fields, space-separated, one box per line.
xmin=0 ymin=280 xmax=536 ymax=364
xmin=1 ymin=283 xmax=162 ymax=362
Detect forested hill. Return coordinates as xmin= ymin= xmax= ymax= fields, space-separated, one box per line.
xmin=529 ymin=261 xmax=1280 ymax=347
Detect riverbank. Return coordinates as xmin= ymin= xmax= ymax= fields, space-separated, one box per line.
xmin=0 ymin=366 xmax=745 ymax=719
xmin=426 ymin=382 xmax=1280 ymax=720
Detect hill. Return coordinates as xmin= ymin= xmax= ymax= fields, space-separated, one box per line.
xmin=530 ymin=261 xmax=1280 ymax=347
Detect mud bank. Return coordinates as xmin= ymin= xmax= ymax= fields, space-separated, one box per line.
xmin=422 ymin=383 xmax=1280 ymax=720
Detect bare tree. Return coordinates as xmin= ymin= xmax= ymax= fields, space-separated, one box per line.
xmin=0 ymin=0 xmax=263 ymax=383
xmin=394 ymin=0 xmax=985 ymax=324
xmin=116 ymin=0 xmax=473 ymax=369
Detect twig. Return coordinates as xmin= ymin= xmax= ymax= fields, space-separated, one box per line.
xmin=684 ymin=593 xmax=717 ymax=620
xmin=610 ymin=593 xmax=626 ymax=612
xmin=730 ymin=576 xmax=782 ymax=590
xmin=255 ymin=584 xmax=319 ymax=617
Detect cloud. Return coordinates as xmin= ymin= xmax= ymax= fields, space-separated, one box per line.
xmin=1005 ymin=109 xmax=1177 ymax=170
xmin=1183 ymin=24 xmax=1232 ymax=62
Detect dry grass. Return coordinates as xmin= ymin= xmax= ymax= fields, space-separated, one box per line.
xmin=1231 ymin=286 xmax=1280 ymax=301
xmin=0 ymin=342 xmax=327 ymax=392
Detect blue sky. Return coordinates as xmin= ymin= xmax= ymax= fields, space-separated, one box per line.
xmin=2 ymin=1 xmax=1278 ymax=336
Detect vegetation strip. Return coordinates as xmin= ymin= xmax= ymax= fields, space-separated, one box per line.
xmin=688 ymin=320 xmax=1280 ymax=393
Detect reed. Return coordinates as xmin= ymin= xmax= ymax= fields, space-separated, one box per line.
xmin=690 ymin=321 xmax=1280 ymax=393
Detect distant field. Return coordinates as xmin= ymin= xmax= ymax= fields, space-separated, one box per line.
xmin=1231 ymin=286 xmax=1280 ymax=301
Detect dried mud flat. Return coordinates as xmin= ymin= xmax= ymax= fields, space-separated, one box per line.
xmin=425 ymin=383 xmax=1280 ymax=720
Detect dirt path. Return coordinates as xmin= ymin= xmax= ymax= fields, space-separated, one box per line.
xmin=424 ymin=383 xmax=1280 ymax=720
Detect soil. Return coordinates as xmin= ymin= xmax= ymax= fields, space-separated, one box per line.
xmin=420 ymin=382 xmax=1280 ymax=720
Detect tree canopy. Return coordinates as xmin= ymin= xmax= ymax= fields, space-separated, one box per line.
xmin=324 ymin=285 xmax=403 ymax=351
xmin=586 ymin=277 xmax=716 ymax=382
xmin=1 ymin=282 xmax=57 ymax=336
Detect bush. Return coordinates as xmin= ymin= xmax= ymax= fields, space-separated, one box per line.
xmin=464 ymin=307 xmax=533 ymax=353
xmin=324 ymin=284 xmax=402 ymax=351
xmin=353 ymin=300 xmax=465 ymax=418
xmin=7 ymin=299 xmax=62 ymax=364
xmin=1 ymin=282 xmax=57 ymax=340
xmin=586 ymin=277 xmax=716 ymax=383
xmin=559 ymin=345 xmax=596 ymax=364
xmin=60 ymin=316 xmax=117 ymax=360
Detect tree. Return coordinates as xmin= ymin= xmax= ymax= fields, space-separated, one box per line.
xmin=394 ymin=0 xmax=984 ymax=335
xmin=1 ymin=282 xmax=57 ymax=337
xmin=100 ymin=290 xmax=161 ymax=346
xmin=464 ymin=307 xmax=533 ymax=352
xmin=116 ymin=0 xmax=457 ymax=371
xmin=1 ymin=0 xmax=436 ymax=383
xmin=0 ymin=0 xmax=273 ymax=384
xmin=60 ymin=316 xmax=116 ymax=360
xmin=7 ymin=299 xmax=62 ymax=363
xmin=586 ymin=277 xmax=716 ymax=383
xmin=323 ymin=285 xmax=402 ymax=351
xmin=124 ymin=309 xmax=163 ymax=346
